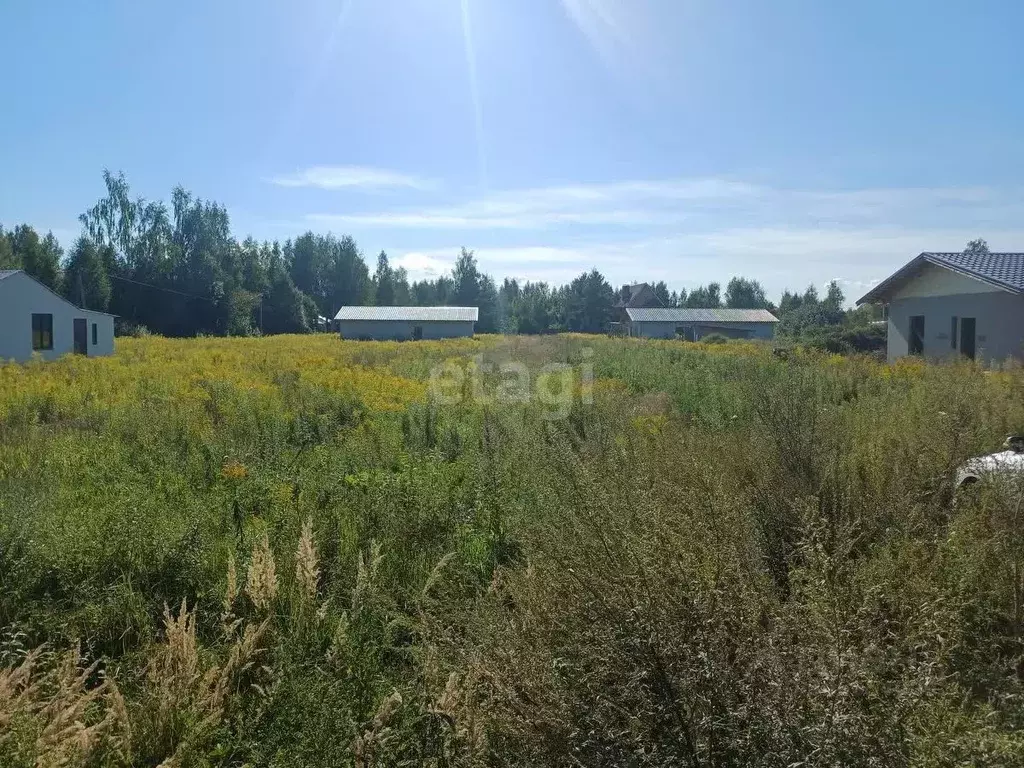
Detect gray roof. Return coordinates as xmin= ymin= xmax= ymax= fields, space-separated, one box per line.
xmin=858 ymin=251 xmax=1024 ymax=304
xmin=0 ymin=269 xmax=117 ymax=315
xmin=333 ymin=305 xmax=479 ymax=322
xmin=615 ymin=282 xmax=664 ymax=308
xmin=625 ymin=307 xmax=778 ymax=323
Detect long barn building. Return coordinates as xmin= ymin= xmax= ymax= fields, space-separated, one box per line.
xmin=624 ymin=307 xmax=779 ymax=340
xmin=334 ymin=306 xmax=478 ymax=341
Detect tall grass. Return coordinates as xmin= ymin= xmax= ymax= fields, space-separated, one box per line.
xmin=1 ymin=334 xmax=1023 ymax=765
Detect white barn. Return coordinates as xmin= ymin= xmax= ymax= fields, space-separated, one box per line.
xmin=0 ymin=270 xmax=115 ymax=362
xmin=334 ymin=306 xmax=478 ymax=341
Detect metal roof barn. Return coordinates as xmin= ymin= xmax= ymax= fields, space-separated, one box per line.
xmin=623 ymin=307 xmax=779 ymax=341
xmin=625 ymin=308 xmax=779 ymax=323
xmin=333 ymin=306 xmax=478 ymax=341
xmin=334 ymin=306 xmax=479 ymax=322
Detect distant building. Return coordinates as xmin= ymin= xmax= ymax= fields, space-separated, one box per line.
xmin=0 ymin=270 xmax=115 ymax=363
xmin=607 ymin=283 xmax=665 ymax=335
xmin=334 ymin=306 xmax=478 ymax=341
xmin=615 ymin=283 xmax=663 ymax=310
xmin=624 ymin=307 xmax=779 ymax=340
xmin=857 ymin=251 xmax=1024 ymax=363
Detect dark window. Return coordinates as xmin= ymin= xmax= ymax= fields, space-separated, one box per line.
xmin=909 ymin=315 xmax=925 ymax=355
xmin=92 ymin=323 xmax=98 ymax=345
xmin=31 ymin=313 xmax=53 ymax=350
xmin=951 ymin=316 xmax=958 ymax=350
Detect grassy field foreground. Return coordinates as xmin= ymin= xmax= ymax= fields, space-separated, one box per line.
xmin=2 ymin=334 xmax=1024 ymax=766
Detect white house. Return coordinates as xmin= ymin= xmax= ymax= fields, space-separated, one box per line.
xmin=334 ymin=306 xmax=478 ymax=340
xmin=857 ymin=251 xmax=1024 ymax=363
xmin=0 ymin=270 xmax=115 ymax=362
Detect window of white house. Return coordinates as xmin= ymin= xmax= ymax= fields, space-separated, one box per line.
xmin=31 ymin=313 xmax=53 ymax=350
xmin=92 ymin=323 xmax=98 ymax=345
xmin=951 ymin=316 xmax=958 ymax=350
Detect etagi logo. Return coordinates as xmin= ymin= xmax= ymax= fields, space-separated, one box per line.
xmin=428 ymin=348 xmax=594 ymax=419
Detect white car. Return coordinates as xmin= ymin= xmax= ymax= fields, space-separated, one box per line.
xmin=955 ymin=436 xmax=1024 ymax=489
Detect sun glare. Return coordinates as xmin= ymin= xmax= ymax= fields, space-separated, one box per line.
xmin=559 ymin=0 xmax=638 ymax=68
xmin=460 ymin=0 xmax=488 ymax=190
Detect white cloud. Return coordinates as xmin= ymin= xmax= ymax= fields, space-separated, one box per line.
xmin=617 ymin=226 xmax=1024 ymax=299
xmin=308 ymin=208 xmax=669 ymax=230
xmin=271 ymin=166 xmax=437 ymax=191
xmin=288 ymin=174 xmax=1024 ymax=303
xmin=307 ymin=178 xmax=761 ymax=230
xmin=393 ymin=251 xmax=453 ymax=277
xmin=306 ymin=178 xmax=1024 ymax=233
xmin=393 ymin=244 xmax=629 ymax=285
xmin=391 ymin=226 xmax=1024 ymax=305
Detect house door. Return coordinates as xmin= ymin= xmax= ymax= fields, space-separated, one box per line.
xmin=73 ymin=318 xmax=88 ymax=355
xmin=412 ymin=325 xmax=423 ymax=340
xmin=960 ymin=317 xmax=976 ymax=360
xmin=909 ymin=315 xmax=925 ymax=355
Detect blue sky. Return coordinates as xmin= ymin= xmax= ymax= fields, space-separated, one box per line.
xmin=2 ymin=0 xmax=1023 ymax=302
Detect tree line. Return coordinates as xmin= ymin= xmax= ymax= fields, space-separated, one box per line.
xmin=2 ymin=171 xmax=880 ymax=339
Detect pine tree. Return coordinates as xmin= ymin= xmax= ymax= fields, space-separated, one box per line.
xmin=373 ymin=251 xmax=396 ymax=306
xmin=653 ymin=281 xmax=671 ymax=306
xmin=263 ymin=263 xmax=308 ymax=334
xmin=724 ymin=277 xmax=769 ymax=309
xmin=63 ymin=236 xmax=112 ymax=311
xmin=0 ymin=226 xmax=17 ymax=269
xmin=452 ymin=248 xmax=481 ymax=306
xmin=11 ymin=225 xmax=61 ymax=290
xmin=564 ymin=269 xmax=615 ymax=333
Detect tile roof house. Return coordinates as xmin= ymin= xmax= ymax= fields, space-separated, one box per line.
xmin=333 ymin=306 xmax=478 ymax=340
xmin=858 ymin=251 xmax=1024 ymax=363
xmin=615 ymin=283 xmax=663 ymax=309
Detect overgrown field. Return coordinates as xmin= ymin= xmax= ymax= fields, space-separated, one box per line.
xmin=2 ymin=335 xmax=1024 ymax=766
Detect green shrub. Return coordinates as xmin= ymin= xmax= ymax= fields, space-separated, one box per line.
xmin=800 ymin=321 xmax=887 ymax=355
